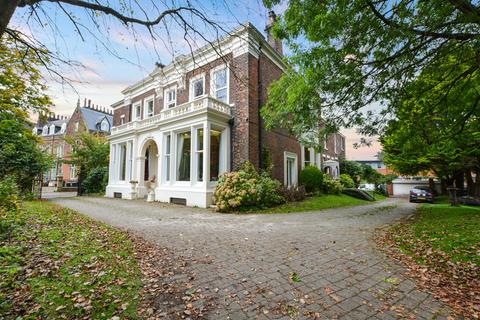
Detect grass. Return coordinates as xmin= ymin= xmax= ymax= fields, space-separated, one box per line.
xmin=254 ymin=194 xmax=374 ymax=213
xmin=391 ymin=203 xmax=480 ymax=266
xmin=0 ymin=201 xmax=141 ymax=319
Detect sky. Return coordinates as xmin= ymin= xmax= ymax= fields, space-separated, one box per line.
xmin=11 ymin=0 xmax=381 ymax=160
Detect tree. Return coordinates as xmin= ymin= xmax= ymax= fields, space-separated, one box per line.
xmin=1 ymin=1 xmax=236 ymax=88
xmin=339 ymin=160 xmax=364 ymax=186
xmin=64 ymin=132 xmax=109 ymax=194
xmin=380 ymin=54 xmax=480 ymax=196
xmin=262 ymin=1 xmax=480 ymax=136
xmin=0 ymin=35 xmax=50 ymax=121
xmin=0 ymin=117 xmax=51 ymax=193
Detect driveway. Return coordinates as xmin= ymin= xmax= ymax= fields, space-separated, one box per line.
xmin=51 ymin=197 xmax=454 ymax=319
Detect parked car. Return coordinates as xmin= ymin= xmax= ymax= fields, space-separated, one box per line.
xmin=409 ymin=186 xmax=433 ymax=203
xmin=358 ymin=183 xmax=375 ymax=191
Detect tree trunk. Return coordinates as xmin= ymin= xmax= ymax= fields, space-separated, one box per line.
xmin=0 ymin=0 xmax=21 ymax=37
xmin=466 ymin=170 xmax=475 ymax=196
xmin=454 ymin=170 xmax=465 ymax=195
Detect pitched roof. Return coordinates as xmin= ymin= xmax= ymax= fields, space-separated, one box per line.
xmin=79 ymin=107 xmax=113 ymax=132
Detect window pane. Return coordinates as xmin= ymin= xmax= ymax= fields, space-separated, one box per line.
xmin=120 ymin=144 xmax=127 ymax=180
xmin=177 ymin=131 xmax=191 ymax=181
xmin=197 ymin=152 xmax=203 ymax=182
xmin=214 ymin=69 xmax=227 ymax=88
xmin=216 ymin=88 xmax=227 ymax=102
xmin=210 ymin=129 xmax=221 ymax=181
xmin=197 ymin=128 xmax=203 ymax=151
xmin=165 ymin=156 xmax=170 ymax=181
xmin=193 ymin=79 xmax=204 ymax=97
xmin=166 ymin=135 xmax=171 ymax=154
xmin=304 ymin=148 xmax=310 ymax=165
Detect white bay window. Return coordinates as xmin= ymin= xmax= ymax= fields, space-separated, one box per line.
xmin=212 ymin=67 xmax=228 ymax=103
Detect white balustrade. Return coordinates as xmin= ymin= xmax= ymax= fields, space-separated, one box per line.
xmin=111 ymin=96 xmax=231 ymax=136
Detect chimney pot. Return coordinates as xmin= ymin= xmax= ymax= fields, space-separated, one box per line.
xmin=84 ymin=98 xmax=87 ymax=107
xmin=88 ymin=99 xmax=91 ymax=107
xmin=265 ymin=10 xmax=283 ymax=56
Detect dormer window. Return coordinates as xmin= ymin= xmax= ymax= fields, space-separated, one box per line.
xmin=60 ymin=123 xmax=67 ymax=134
xmin=100 ymin=119 xmax=109 ymax=132
xmin=32 ymin=127 xmax=37 ymax=135
xmin=49 ymin=124 xmax=55 ymax=135
xmin=165 ymin=87 xmax=176 ymax=108
xmin=190 ymin=75 xmax=205 ymax=100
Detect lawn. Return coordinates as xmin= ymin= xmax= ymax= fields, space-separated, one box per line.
xmin=0 ymin=201 xmax=141 ymax=319
xmin=379 ymin=203 xmax=480 ymax=318
xmin=391 ymin=203 xmax=480 ymax=266
xmin=254 ymin=194 xmax=374 ymax=213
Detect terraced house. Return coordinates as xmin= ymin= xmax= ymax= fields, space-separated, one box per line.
xmin=106 ymin=13 xmax=345 ymax=207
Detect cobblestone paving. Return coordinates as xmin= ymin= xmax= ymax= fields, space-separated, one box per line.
xmin=52 ymin=197 xmax=456 ymax=319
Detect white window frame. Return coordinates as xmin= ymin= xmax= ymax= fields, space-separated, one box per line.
xmin=210 ymin=65 xmax=229 ymax=103
xmin=60 ymin=123 xmax=67 ymax=134
xmin=42 ymin=125 xmax=48 ymax=136
xmin=163 ymin=133 xmax=172 ymax=182
xmin=49 ymin=124 xmax=55 ymax=135
xmin=284 ymin=152 xmax=298 ymax=187
xmin=120 ymin=114 xmax=125 ymax=125
xmin=195 ymin=127 xmax=204 ymax=182
xmin=165 ymin=87 xmax=176 ymax=108
xmin=190 ymin=74 xmax=205 ymax=101
xmin=133 ymin=102 xmax=142 ymax=120
xmin=323 ymin=136 xmax=328 ymax=150
xmin=69 ymin=165 xmax=77 ymax=180
xmin=144 ymin=96 xmax=154 ymax=118
xmin=57 ymin=144 xmax=64 ymax=158
xmin=74 ymin=122 xmax=79 ymax=132
xmin=302 ymin=146 xmax=314 ymax=168
xmin=341 ymin=136 xmax=345 ymax=151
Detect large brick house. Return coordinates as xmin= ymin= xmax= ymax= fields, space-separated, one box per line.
xmin=34 ymin=99 xmax=113 ymax=187
xmin=106 ymin=13 xmax=345 ymax=207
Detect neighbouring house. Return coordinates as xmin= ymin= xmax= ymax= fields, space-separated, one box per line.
xmin=34 ymin=99 xmax=113 ymax=188
xmin=106 ymin=12 xmax=346 ymax=207
xmin=33 ymin=114 xmax=69 ymax=187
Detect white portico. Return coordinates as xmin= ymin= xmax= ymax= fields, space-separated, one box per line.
xmin=106 ymin=96 xmax=231 ymax=207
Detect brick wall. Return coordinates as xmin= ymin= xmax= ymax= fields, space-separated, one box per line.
xmin=256 ymin=54 xmax=302 ymax=183
xmin=113 ymin=105 xmax=130 ymax=126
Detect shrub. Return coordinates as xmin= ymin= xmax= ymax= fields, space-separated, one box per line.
xmin=299 ymin=165 xmax=323 ymax=193
xmin=213 ymin=162 xmax=286 ymax=212
xmin=322 ymin=175 xmax=343 ymax=194
xmin=0 ymin=176 xmax=22 ymax=241
xmin=339 ymin=174 xmax=355 ymax=189
xmin=342 ymin=188 xmax=375 ymax=201
xmin=82 ymin=166 xmax=108 ymax=194
xmin=279 ymin=185 xmax=306 ymax=202
xmin=0 ymin=176 xmax=20 ymax=213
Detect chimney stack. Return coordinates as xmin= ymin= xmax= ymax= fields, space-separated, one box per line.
xmin=265 ymin=11 xmax=283 ymax=56
xmin=88 ymin=99 xmax=91 ymax=108
xmin=84 ymin=98 xmax=87 ymax=107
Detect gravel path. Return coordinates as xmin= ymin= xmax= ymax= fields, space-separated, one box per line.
xmin=52 ymin=196 xmax=455 ymax=319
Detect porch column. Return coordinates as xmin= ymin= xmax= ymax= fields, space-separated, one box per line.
xmin=203 ymin=122 xmax=211 ymax=186
xmin=108 ymin=143 xmax=116 ymax=183
xmin=222 ymin=126 xmax=231 ymax=173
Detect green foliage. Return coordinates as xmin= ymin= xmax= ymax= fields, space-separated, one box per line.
xmin=0 ymin=118 xmax=51 ymax=192
xmin=0 ymin=35 xmax=51 ymax=122
xmin=82 ymin=166 xmax=108 ymax=194
xmin=65 ymin=132 xmax=109 ymax=173
xmin=0 ymin=177 xmax=23 ymax=242
xmin=339 ymin=160 xmax=363 ymax=186
xmin=339 ymin=174 xmax=355 ymax=189
xmin=65 ymin=132 xmax=109 ymax=194
xmin=299 ymin=165 xmax=323 ymax=193
xmin=262 ymin=0 xmax=480 ymax=136
xmin=321 ymin=175 xmax=343 ymax=194
xmin=380 ymin=54 xmax=480 ymax=194
xmin=213 ymin=162 xmax=286 ymax=212
xmin=0 ymin=201 xmax=141 ymax=318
